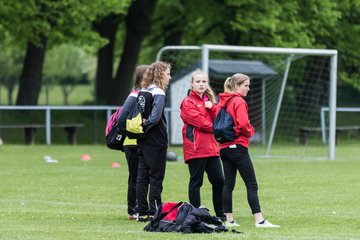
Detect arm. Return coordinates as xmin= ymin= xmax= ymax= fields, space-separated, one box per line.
xmin=180 ymin=98 xmax=214 ymax=133
xmin=234 ymin=102 xmax=255 ymax=138
xmin=207 ymin=103 xmax=219 ymax=121
xmin=117 ymin=94 xmax=137 ymax=131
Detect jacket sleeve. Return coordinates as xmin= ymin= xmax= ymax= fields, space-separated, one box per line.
xmin=180 ymin=98 xmax=214 ymax=133
xmin=117 ymin=94 xmax=137 ymax=131
xmin=233 ymin=101 xmax=255 ymax=138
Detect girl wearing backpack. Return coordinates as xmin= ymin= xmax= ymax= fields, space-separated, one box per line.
xmin=180 ymin=71 xmax=226 ymax=221
xmin=135 ymin=61 xmax=171 ymax=221
xmin=117 ymin=65 xmax=148 ymax=220
xmin=218 ymin=73 xmax=280 ymax=228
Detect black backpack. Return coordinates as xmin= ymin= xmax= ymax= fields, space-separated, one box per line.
xmin=105 ymin=107 xmax=125 ymax=151
xmin=125 ymin=88 xmax=154 ymax=139
xmin=213 ymin=96 xmax=237 ymax=144
xmin=125 ymin=101 xmax=146 ymax=139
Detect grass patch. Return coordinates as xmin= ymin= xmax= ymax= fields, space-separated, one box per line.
xmin=0 ymin=144 xmax=360 ymax=239
xmin=0 ymin=85 xmax=93 ymax=105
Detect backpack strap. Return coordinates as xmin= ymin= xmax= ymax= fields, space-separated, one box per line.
xmin=224 ymin=95 xmax=237 ymax=110
xmin=150 ymin=202 xmax=183 ymax=226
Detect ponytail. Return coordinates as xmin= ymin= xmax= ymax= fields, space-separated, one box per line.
xmin=224 ymin=77 xmax=233 ymax=93
xmin=223 ymin=73 xmax=250 ymax=93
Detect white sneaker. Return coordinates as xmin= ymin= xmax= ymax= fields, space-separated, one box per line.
xmin=128 ymin=213 xmax=138 ymax=221
xmin=224 ymin=220 xmax=240 ymax=227
xmin=255 ymin=220 xmax=280 ymax=228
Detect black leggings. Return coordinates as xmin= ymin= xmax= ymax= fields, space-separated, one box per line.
xmin=220 ymin=144 xmax=261 ymax=214
xmin=187 ymin=156 xmax=225 ymax=218
xmin=124 ymin=146 xmax=139 ymax=215
xmin=136 ymin=145 xmax=167 ymax=216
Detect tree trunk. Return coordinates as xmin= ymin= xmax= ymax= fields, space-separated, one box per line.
xmin=16 ymin=35 xmax=48 ymax=105
xmin=163 ymin=23 xmax=183 ymax=46
xmin=109 ymin=0 xmax=157 ymax=105
xmin=8 ymin=84 xmax=14 ymax=105
xmin=93 ymin=14 xmax=122 ymax=104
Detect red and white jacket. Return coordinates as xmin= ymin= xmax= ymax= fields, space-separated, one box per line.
xmin=217 ymin=92 xmax=255 ymax=149
xmin=180 ymin=90 xmax=219 ymax=163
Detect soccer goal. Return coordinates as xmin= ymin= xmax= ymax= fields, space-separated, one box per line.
xmin=157 ymin=44 xmax=337 ymax=160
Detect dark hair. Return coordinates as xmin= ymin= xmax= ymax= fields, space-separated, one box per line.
xmin=134 ymin=65 xmax=148 ymax=89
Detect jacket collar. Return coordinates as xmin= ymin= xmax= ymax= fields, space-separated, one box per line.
xmin=189 ymin=89 xmax=208 ymax=102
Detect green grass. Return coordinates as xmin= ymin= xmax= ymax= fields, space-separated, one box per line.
xmin=0 ymin=85 xmax=93 ymax=105
xmin=0 ymin=144 xmax=360 ymax=239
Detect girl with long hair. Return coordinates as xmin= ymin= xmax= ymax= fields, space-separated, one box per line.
xmin=180 ymin=70 xmax=226 ymax=221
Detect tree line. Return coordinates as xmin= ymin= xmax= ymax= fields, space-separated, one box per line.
xmin=0 ymin=0 xmax=359 ymax=106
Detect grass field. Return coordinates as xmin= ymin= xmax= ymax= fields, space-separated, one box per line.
xmin=0 ymin=85 xmax=93 ymax=106
xmin=0 ymin=143 xmax=359 ymax=240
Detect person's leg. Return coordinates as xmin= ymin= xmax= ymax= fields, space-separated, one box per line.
xmin=135 ymin=146 xmax=150 ymax=217
xmin=187 ymin=158 xmax=207 ymax=208
xmin=142 ymin=145 xmax=167 ymax=215
xmin=233 ymin=145 xmax=261 ymax=215
xmin=220 ymin=149 xmax=237 ymax=222
xmin=124 ymin=146 xmax=140 ymax=216
xmin=227 ymin=145 xmax=280 ymax=228
xmin=205 ymin=156 xmax=225 ymax=219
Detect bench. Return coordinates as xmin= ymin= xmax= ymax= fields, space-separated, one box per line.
xmin=0 ymin=124 xmax=84 ymax=145
xmin=299 ymin=125 xmax=360 ymax=145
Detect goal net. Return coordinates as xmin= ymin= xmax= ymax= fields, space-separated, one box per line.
xmin=157 ymin=45 xmax=337 ymax=160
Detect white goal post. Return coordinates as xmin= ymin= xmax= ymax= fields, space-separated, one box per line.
xmin=157 ymin=44 xmax=338 ymax=160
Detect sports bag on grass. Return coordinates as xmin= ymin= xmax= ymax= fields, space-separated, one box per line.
xmin=213 ymin=96 xmax=237 ymax=144
xmin=105 ymin=107 xmax=125 ymax=151
xmin=144 ymin=202 xmax=228 ymax=234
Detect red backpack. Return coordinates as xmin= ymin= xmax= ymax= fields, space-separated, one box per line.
xmin=105 ymin=107 xmax=125 ymax=151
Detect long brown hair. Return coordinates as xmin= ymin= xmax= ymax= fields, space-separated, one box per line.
xmin=142 ymin=61 xmax=171 ymax=91
xmin=224 ymin=73 xmax=250 ymax=93
xmin=134 ymin=65 xmax=148 ymax=89
xmin=191 ymin=70 xmax=216 ymax=103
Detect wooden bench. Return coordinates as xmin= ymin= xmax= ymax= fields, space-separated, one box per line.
xmin=0 ymin=124 xmax=84 ymax=145
xmin=299 ymin=125 xmax=360 ymax=145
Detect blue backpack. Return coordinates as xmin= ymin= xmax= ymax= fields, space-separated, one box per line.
xmin=213 ymin=96 xmax=237 ymax=144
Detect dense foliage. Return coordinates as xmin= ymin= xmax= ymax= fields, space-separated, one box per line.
xmin=0 ymin=0 xmax=359 ymax=105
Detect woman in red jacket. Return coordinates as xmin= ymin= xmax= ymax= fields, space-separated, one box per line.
xmin=218 ymin=73 xmax=280 ymax=228
xmin=180 ymin=71 xmax=225 ymax=221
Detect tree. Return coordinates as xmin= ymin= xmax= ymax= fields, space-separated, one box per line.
xmin=93 ymin=14 xmax=123 ymax=104
xmin=0 ymin=35 xmax=24 ymax=105
xmin=0 ymin=0 xmax=129 ymax=105
xmin=109 ymin=0 xmax=158 ymax=105
xmin=332 ymin=0 xmax=360 ymax=91
xmin=16 ymin=34 xmax=48 ymax=105
xmin=1 ymin=0 xmax=358 ymax=106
